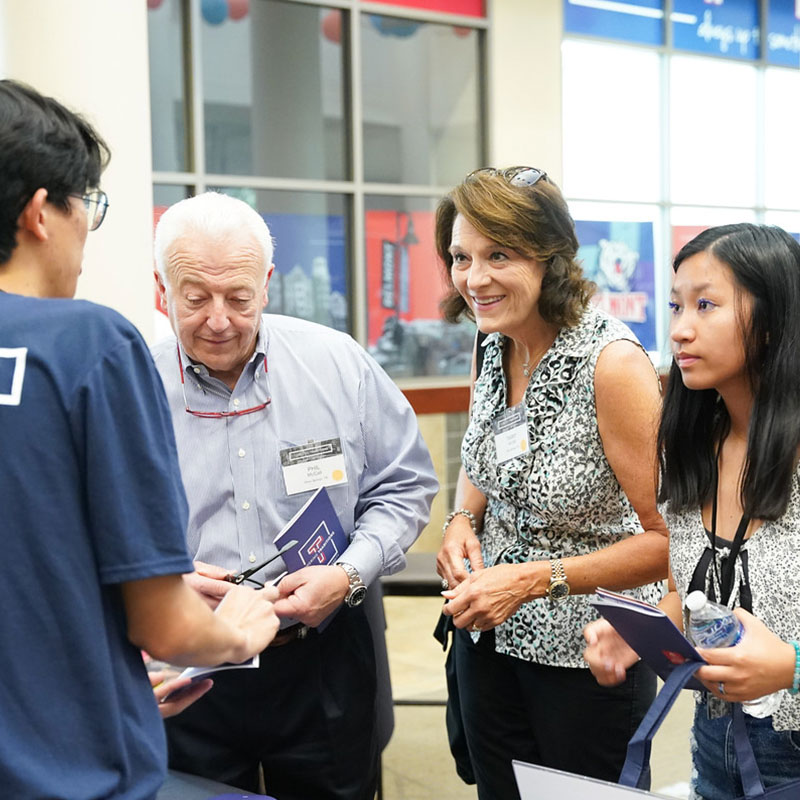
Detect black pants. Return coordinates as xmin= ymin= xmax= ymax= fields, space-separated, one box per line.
xmin=165 ymin=605 xmax=378 ymax=800
xmin=454 ymin=627 xmax=655 ymax=800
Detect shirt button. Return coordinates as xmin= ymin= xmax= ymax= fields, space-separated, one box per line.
xmin=248 ymin=553 xmax=256 ymax=563
xmin=242 ymin=501 xmax=250 ymax=510
xmin=233 ymin=398 xmax=241 ymax=407
xmin=193 ymin=367 xmax=201 ymax=374
xmin=238 ymin=448 xmax=246 ymax=458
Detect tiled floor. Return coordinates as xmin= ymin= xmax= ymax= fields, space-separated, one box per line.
xmin=381 ymin=596 xmax=694 ymax=800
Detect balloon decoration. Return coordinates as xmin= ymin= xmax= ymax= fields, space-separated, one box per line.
xmin=201 ymin=0 xmax=228 ymax=25
xmin=453 ymin=26 xmax=472 ymax=37
xmin=368 ymin=14 xmax=421 ymax=38
xmin=228 ymin=0 xmax=249 ymax=21
xmin=321 ymin=9 xmax=342 ymax=44
xmin=146 ymin=0 xmax=164 ymax=9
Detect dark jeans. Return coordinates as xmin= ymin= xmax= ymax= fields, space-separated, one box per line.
xmin=454 ymin=626 xmax=656 ymax=800
xmin=165 ymin=605 xmax=378 ymax=800
xmin=692 ymin=699 xmax=800 ymax=800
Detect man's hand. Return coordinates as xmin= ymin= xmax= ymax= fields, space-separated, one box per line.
xmin=149 ymin=669 xmax=213 ymax=718
xmin=214 ymin=583 xmax=281 ymax=661
xmin=273 ymin=565 xmax=350 ymax=628
xmin=184 ymin=560 xmax=235 ymax=609
xmin=583 ymin=618 xmax=639 ymax=686
xmin=436 ymin=515 xmax=485 ymax=589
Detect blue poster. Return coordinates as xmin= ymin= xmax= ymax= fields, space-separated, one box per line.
xmin=672 ymin=0 xmax=760 ymax=59
xmin=766 ymin=0 xmax=800 ymax=66
xmin=260 ymin=213 xmax=348 ymax=332
xmin=576 ymin=220 xmax=657 ymax=352
xmin=563 ymin=0 xmax=664 ymax=45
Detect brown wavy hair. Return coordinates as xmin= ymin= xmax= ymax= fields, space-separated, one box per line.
xmin=436 ymin=171 xmax=594 ymax=327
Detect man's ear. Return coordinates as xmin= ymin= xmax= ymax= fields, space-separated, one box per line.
xmin=154 ymin=269 xmax=167 ymax=303
xmin=262 ymin=263 xmax=275 ymax=309
xmin=17 ymin=188 xmax=50 ymax=242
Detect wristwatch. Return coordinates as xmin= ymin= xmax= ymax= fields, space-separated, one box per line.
xmin=546 ymin=559 xmax=570 ymax=605
xmin=336 ymin=562 xmax=367 ymax=608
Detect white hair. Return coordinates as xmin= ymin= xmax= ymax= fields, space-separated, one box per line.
xmin=153 ymin=191 xmax=274 ymax=283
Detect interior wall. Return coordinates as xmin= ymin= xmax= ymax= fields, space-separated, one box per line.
xmin=488 ymin=0 xmax=564 ymax=183
xmin=0 ymin=0 xmax=156 ymax=340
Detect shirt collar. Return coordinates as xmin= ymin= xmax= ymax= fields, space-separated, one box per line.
xmin=177 ymin=314 xmax=269 ymax=380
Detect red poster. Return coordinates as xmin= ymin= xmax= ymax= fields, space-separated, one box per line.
xmin=671 ymin=225 xmax=708 ymax=258
xmin=368 ymin=0 xmax=484 ymax=17
xmin=365 ymin=210 xmax=444 ymax=346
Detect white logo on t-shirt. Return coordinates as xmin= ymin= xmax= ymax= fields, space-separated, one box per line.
xmin=0 ymin=347 xmax=28 ymax=406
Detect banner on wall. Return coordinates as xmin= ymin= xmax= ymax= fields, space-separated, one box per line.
xmin=563 ymin=0 xmax=664 ymax=45
xmin=368 ymin=0 xmax=484 ymax=16
xmin=672 ymin=0 xmax=760 ymax=59
xmin=767 ymin=0 xmax=800 ymax=66
xmin=365 ymin=210 xmax=474 ymax=378
xmin=576 ymin=220 xmax=657 ymax=352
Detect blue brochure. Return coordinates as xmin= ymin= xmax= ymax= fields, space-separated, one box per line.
xmin=273 ymin=486 xmax=348 ymax=571
xmin=591 ymin=587 xmax=706 ymax=691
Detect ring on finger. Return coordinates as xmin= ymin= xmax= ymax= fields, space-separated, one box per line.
xmin=441 ymin=577 xmax=449 ymax=590
xmin=718 ymin=681 xmax=725 ymax=696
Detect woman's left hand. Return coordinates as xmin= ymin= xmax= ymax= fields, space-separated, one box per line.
xmin=695 ymin=608 xmax=796 ymax=702
xmin=441 ymin=563 xmax=542 ymax=631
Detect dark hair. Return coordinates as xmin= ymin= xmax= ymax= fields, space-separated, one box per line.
xmin=658 ymin=223 xmax=800 ymax=519
xmin=0 ymin=80 xmax=110 ymax=264
xmin=435 ymin=170 xmax=594 ymax=327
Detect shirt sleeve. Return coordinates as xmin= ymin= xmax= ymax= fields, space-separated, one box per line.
xmin=340 ymin=348 xmax=439 ymax=587
xmin=70 ymin=328 xmax=193 ymax=585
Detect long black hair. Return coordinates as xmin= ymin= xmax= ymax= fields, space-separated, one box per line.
xmin=658 ymin=223 xmax=800 ymax=519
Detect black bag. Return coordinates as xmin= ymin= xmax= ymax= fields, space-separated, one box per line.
xmin=432 ymin=329 xmax=488 ymax=786
xmin=620 ymin=660 xmax=800 ymax=799
xmin=433 ymin=613 xmax=475 ymax=784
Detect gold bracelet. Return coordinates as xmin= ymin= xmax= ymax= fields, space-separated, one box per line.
xmin=443 ymin=508 xmax=478 ymax=537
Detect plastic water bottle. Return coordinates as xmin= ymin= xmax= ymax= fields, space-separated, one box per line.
xmin=685 ymin=591 xmax=780 ymax=717
xmin=685 ymin=590 xmax=742 ymax=648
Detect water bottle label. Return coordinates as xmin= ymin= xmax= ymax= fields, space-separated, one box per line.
xmin=690 ymin=616 xmax=742 ymax=648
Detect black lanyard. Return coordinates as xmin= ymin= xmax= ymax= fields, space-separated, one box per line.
xmin=688 ymin=457 xmax=753 ymax=612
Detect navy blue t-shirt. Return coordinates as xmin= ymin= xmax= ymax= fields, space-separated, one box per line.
xmin=0 ymin=293 xmax=193 ymax=800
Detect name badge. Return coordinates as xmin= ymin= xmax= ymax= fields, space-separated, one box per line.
xmin=492 ymin=403 xmax=530 ymax=463
xmin=280 ymin=438 xmax=349 ymax=496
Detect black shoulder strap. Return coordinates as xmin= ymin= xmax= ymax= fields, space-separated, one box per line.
xmin=474 ymin=330 xmax=489 ymax=379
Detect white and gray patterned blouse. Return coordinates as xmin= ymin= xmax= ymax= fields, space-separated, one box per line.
xmin=666 ymin=470 xmax=800 ymax=731
xmin=462 ymin=305 xmax=663 ymax=668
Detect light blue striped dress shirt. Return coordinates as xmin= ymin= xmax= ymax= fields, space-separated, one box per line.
xmin=150 ymin=314 xmax=438 ymax=588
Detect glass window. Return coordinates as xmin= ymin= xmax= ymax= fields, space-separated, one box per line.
xmin=764 ymin=210 xmax=800 ymax=237
xmin=765 ymin=68 xmax=800 ymax=210
xmin=562 ymin=41 xmax=661 ymax=202
xmin=365 ymin=195 xmax=474 ymax=379
xmin=211 ymin=188 xmax=350 ymax=333
xmin=202 ymin=2 xmax=348 ymax=180
xmin=670 ymin=56 xmax=757 ymax=207
xmin=148 ymin=0 xmax=189 ymax=172
xmin=361 ymin=16 xmax=482 ymax=186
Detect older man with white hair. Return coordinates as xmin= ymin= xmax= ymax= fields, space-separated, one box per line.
xmin=151 ymin=191 xmax=437 ymax=800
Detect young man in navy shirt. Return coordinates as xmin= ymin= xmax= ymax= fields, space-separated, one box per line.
xmin=0 ymin=79 xmax=279 ymax=800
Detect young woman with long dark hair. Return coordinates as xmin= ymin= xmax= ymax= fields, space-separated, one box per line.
xmin=585 ymin=222 xmax=800 ymax=800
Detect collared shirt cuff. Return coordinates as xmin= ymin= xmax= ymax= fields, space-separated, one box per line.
xmin=338 ymin=537 xmax=386 ymax=588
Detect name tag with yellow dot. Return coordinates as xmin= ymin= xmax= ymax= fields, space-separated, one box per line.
xmin=280 ymin=438 xmax=349 ymax=495
xmin=491 ymin=403 xmax=530 ymax=464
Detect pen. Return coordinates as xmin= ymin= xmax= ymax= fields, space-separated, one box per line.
xmin=224 ymin=539 xmax=298 ymax=584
